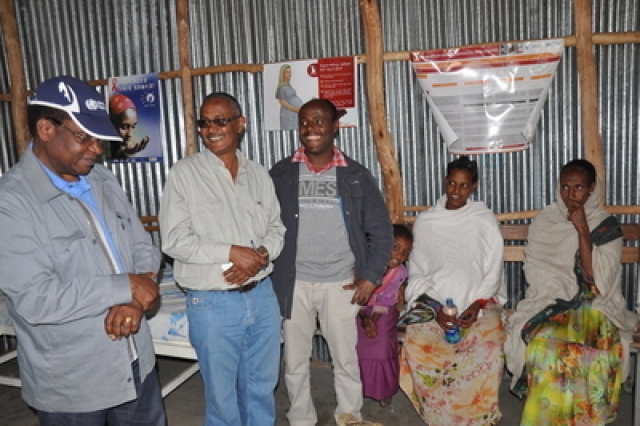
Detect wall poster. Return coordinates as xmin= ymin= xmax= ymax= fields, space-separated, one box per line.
xmin=264 ymin=57 xmax=358 ymax=131
xmin=411 ymin=39 xmax=564 ymax=154
xmin=106 ymin=73 xmax=163 ymax=163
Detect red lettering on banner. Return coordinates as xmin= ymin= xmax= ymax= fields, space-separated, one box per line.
xmin=317 ymin=57 xmax=356 ymax=108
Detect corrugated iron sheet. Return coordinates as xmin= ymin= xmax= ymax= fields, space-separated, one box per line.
xmin=0 ymin=0 xmax=638 ymax=308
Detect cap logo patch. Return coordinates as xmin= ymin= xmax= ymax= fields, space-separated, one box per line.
xmin=57 ymin=81 xmax=80 ymax=113
xmin=85 ymin=98 xmax=105 ymax=111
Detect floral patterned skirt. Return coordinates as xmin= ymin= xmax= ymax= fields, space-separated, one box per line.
xmin=521 ymin=301 xmax=623 ymax=425
xmin=399 ymin=304 xmax=505 ymax=425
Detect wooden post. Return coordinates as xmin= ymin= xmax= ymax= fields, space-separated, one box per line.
xmin=0 ymin=0 xmax=29 ymax=155
xmin=574 ymin=0 xmax=605 ymax=196
xmin=177 ymin=0 xmax=196 ymax=156
xmin=359 ymin=0 xmax=404 ymax=223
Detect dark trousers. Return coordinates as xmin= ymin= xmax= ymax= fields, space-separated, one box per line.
xmin=37 ymin=360 xmax=166 ymax=426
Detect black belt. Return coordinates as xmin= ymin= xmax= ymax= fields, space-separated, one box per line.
xmin=175 ymin=278 xmax=263 ymax=294
xmin=227 ymin=280 xmax=259 ymax=293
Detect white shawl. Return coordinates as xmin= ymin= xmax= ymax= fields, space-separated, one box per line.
xmin=405 ymin=195 xmax=506 ymax=313
xmin=504 ymin=181 xmax=638 ymax=388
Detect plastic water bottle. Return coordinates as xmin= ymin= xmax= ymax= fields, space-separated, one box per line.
xmin=442 ymin=298 xmax=461 ymax=344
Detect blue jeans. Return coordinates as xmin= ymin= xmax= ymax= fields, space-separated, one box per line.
xmin=187 ymin=277 xmax=281 ymax=426
xmin=37 ymin=360 xmax=166 ymax=425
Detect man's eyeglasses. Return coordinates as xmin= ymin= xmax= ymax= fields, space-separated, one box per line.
xmin=46 ymin=117 xmax=98 ymax=144
xmin=197 ymin=116 xmax=241 ymax=129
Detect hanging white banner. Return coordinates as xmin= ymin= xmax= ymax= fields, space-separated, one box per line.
xmin=411 ymin=39 xmax=564 ymax=154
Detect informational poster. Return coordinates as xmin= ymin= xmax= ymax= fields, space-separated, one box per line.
xmin=106 ymin=73 xmax=163 ymax=163
xmin=411 ymin=39 xmax=564 ymax=154
xmin=264 ymin=57 xmax=358 ymax=131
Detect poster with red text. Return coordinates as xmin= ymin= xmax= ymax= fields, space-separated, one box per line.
xmin=264 ymin=57 xmax=358 ymax=131
xmin=411 ymin=39 xmax=564 ymax=154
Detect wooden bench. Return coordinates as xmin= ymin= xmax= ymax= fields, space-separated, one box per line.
xmin=501 ymin=222 xmax=640 ymax=426
xmin=139 ymin=215 xmax=160 ymax=232
xmin=500 ymin=222 xmax=640 ymax=324
xmin=501 ymin=222 xmax=640 ymax=264
xmin=143 ymin=214 xmax=640 ymax=421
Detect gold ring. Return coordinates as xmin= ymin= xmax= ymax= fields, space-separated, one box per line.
xmin=124 ymin=316 xmax=132 ymax=324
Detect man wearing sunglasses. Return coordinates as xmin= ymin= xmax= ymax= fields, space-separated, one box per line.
xmin=159 ymin=92 xmax=285 ymax=426
xmin=0 ymin=76 xmax=165 ymax=425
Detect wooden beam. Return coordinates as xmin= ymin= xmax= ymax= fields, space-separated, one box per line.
xmin=405 ymin=205 xmax=640 ymax=223
xmin=500 ymin=227 xmax=640 ymax=263
xmin=503 ymin=246 xmax=526 ymax=262
xmin=405 ymin=209 xmax=542 ymax=224
xmin=4 ymin=28 xmax=639 ymax=92
xmin=192 ymin=64 xmax=263 ymax=76
xmin=622 ymin=224 xmax=640 ymax=241
xmin=0 ymin=0 xmax=29 ymax=155
xmin=593 ymin=31 xmax=640 ymax=45
xmin=359 ymin=0 xmax=404 ymax=223
xmin=177 ymin=0 xmax=196 ymax=156
xmin=371 ymin=31 xmax=639 ymax=64
xmin=500 ymin=224 xmax=530 ymax=240
xmin=605 ymin=205 xmax=640 ymax=215
xmin=495 ymin=210 xmax=541 ymax=222
xmin=575 ymin=0 xmax=605 ymax=197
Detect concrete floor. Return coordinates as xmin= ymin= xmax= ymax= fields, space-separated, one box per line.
xmin=0 ymin=354 xmax=635 ymax=425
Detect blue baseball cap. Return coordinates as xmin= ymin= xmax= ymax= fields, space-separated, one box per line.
xmin=27 ymin=76 xmax=122 ymax=142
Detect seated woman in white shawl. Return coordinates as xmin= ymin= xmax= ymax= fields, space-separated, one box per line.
xmin=504 ymin=159 xmax=638 ymax=425
xmin=400 ymin=156 xmax=506 ymax=425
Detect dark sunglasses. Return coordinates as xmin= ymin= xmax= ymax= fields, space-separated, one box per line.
xmin=197 ymin=116 xmax=241 ymax=129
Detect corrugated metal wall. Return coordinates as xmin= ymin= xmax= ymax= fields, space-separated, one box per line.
xmin=0 ymin=0 xmax=638 ymax=309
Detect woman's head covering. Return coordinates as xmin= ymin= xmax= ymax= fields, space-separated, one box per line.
xmin=109 ymin=93 xmax=136 ymax=115
xmin=529 ymin=173 xmax=606 ymax=260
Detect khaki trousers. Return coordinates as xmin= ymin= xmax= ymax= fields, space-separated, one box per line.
xmin=283 ymin=279 xmax=362 ymax=426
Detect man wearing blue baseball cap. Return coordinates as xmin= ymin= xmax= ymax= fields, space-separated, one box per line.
xmin=0 ymin=76 xmax=166 ymax=425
